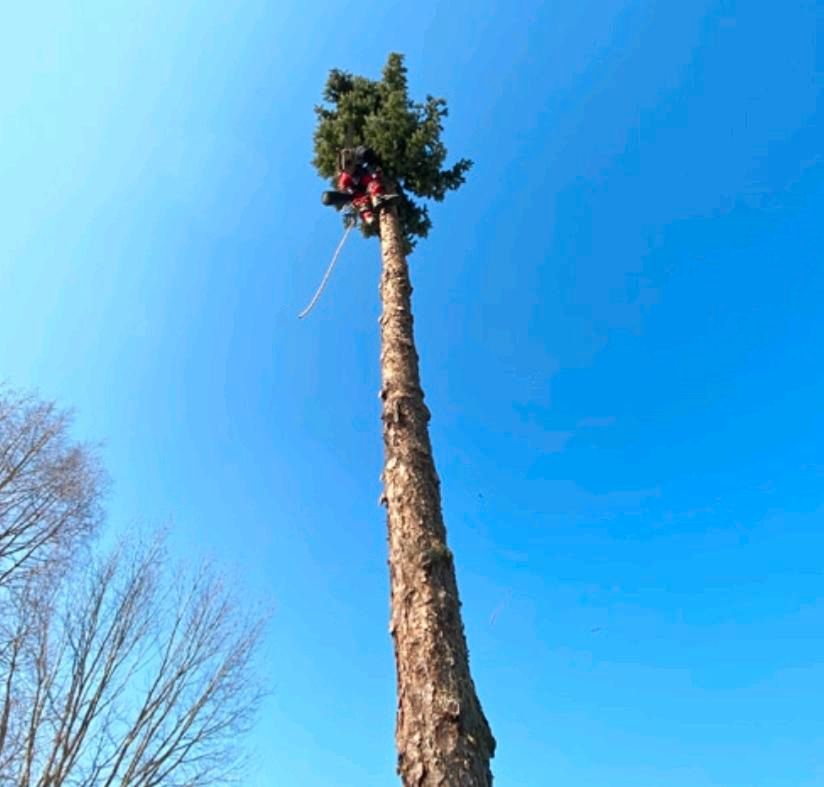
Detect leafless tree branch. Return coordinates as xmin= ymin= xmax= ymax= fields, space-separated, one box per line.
xmin=0 ymin=388 xmax=105 ymax=591
xmin=0 ymin=537 xmax=266 ymax=787
xmin=0 ymin=390 xmax=268 ymax=787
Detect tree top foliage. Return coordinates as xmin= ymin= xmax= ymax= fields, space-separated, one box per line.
xmin=312 ymin=52 xmax=472 ymax=252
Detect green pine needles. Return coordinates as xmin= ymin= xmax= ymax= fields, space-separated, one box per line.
xmin=312 ymin=53 xmax=472 ymax=252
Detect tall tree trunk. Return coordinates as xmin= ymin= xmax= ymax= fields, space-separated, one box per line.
xmin=378 ymin=207 xmax=495 ymax=786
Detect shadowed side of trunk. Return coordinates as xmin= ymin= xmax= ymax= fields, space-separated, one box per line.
xmin=378 ymin=206 xmax=495 ymax=787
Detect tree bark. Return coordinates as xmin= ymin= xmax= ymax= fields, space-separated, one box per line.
xmin=378 ymin=207 xmax=495 ymax=786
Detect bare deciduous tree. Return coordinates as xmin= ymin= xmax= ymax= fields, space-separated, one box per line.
xmin=0 ymin=388 xmax=104 ymax=589
xmin=0 ymin=536 xmax=266 ymax=786
xmin=0 ymin=390 xmax=267 ymax=786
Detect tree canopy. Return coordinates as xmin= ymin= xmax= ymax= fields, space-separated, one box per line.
xmin=312 ymin=53 xmax=472 ymax=251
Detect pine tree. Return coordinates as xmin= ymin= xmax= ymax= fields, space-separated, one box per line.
xmin=313 ymin=54 xmax=495 ymax=786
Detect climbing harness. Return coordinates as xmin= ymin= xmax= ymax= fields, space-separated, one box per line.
xmin=298 ymin=216 xmax=356 ymax=319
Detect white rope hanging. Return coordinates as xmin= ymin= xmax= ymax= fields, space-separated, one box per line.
xmin=298 ymin=223 xmax=354 ymax=319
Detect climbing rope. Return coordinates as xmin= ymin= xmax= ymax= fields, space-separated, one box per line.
xmin=298 ymin=220 xmax=354 ymax=319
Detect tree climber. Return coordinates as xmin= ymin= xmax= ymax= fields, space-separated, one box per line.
xmin=321 ymin=146 xmax=398 ymax=226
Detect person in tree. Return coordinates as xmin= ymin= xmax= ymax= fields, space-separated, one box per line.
xmin=321 ymin=146 xmax=398 ymax=226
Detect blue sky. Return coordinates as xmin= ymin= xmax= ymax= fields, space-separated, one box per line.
xmin=1 ymin=1 xmax=822 ymax=784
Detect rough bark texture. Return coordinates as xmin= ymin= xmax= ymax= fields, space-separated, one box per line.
xmin=378 ymin=206 xmax=495 ymax=786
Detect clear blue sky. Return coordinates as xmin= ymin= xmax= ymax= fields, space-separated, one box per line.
xmin=1 ymin=1 xmax=822 ymax=784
